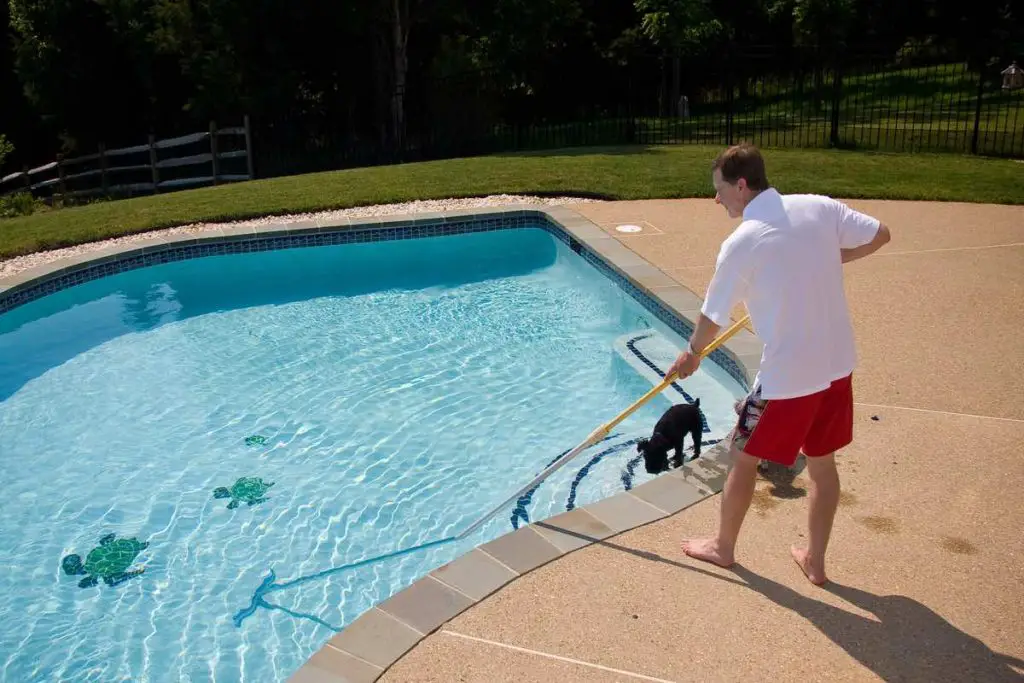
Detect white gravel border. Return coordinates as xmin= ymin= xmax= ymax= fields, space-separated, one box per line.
xmin=0 ymin=194 xmax=601 ymax=280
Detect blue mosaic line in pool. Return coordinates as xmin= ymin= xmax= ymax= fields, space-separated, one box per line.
xmin=0 ymin=210 xmax=749 ymax=390
xmin=619 ymin=437 xmax=723 ymax=491
xmin=229 ymin=430 xmax=699 ymax=635
xmin=565 ymin=438 xmax=644 ymax=511
xmin=505 ymin=323 xmax=741 ymax=529
xmin=510 ymin=431 xmax=624 ymax=531
xmin=625 ymin=332 xmax=710 ymax=433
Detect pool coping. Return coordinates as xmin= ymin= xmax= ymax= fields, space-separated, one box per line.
xmin=0 ymin=205 xmax=763 ymax=683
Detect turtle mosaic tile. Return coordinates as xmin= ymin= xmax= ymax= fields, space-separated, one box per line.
xmin=61 ymin=533 xmax=149 ymax=589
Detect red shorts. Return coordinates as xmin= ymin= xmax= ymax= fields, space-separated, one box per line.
xmin=732 ymin=374 xmax=854 ymax=466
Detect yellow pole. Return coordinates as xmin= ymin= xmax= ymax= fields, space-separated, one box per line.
xmin=576 ymin=313 xmax=752 ymax=448
xmin=459 ymin=312 xmax=752 ymax=539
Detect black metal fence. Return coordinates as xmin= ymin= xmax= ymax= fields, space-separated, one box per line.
xmin=251 ymin=46 xmax=1024 ymax=179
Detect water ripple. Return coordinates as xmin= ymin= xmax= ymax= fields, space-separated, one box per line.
xmin=0 ymin=233 xmax=746 ymax=682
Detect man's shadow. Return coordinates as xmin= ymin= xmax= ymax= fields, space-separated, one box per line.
xmin=536 ymin=522 xmax=1024 ymax=682
xmin=731 ymin=566 xmax=1024 ymax=682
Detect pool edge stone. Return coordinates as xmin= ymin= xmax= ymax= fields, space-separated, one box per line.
xmin=219 ymin=223 xmax=257 ymax=239
xmin=582 ymin=491 xmax=669 ymax=533
xmin=327 ymin=607 xmax=424 ymax=671
xmin=132 ymin=235 xmax=172 ymax=253
xmin=411 ymin=211 xmax=447 ymax=225
xmin=254 ymin=220 xmax=317 ymax=236
xmin=376 ymin=575 xmax=476 ymax=636
xmin=428 ymin=548 xmax=519 ymax=601
xmin=532 ymin=508 xmax=616 ymax=553
xmin=477 ymin=525 xmax=563 ymax=575
xmin=287 ymin=645 xmax=384 ymax=683
xmin=628 ymin=473 xmax=709 ymax=516
xmin=316 ymin=215 xmax=352 ymax=230
xmin=620 ymin=262 xmax=679 ymax=291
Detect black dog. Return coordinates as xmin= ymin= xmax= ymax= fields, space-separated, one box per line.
xmin=637 ymin=399 xmax=704 ymax=474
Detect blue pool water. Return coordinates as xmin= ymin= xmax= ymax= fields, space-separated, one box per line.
xmin=0 ymin=225 xmax=745 ymax=682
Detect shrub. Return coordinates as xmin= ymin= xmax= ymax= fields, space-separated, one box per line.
xmin=0 ymin=191 xmax=37 ymax=218
xmin=0 ymin=134 xmax=12 ymax=168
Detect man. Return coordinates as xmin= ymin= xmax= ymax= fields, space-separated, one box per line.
xmin=667 ymin=143 xmax=890 ymax=585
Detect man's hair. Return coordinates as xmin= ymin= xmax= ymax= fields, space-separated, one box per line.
xmin=712 ymin=143 xmax=770 ymax=191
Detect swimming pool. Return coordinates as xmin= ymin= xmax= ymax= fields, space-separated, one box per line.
xmin=0 ymin=213 xmax=747 ymax=682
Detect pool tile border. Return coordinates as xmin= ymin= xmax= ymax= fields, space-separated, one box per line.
xmin=0 ymin=204 xmax=761 ymax=682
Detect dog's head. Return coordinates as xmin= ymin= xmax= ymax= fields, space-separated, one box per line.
xmin=637 ymin=434 xmax=671 ymax=474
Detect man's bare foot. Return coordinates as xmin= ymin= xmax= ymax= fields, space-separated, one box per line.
xmin=791 ymin=546 xmax=828 ymax=585
xmin=681 ymin=538 xmax=735 ymax=568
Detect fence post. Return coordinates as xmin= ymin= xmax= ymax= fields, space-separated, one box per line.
xmin=22 ymin=165 xmax=30 ymax=191
xmin=970 ymin=65 xmax=985 ymax=155
xmin=243 ymin=114 xmax=255 ymax=180
xmin=725 ymin=46 xmax=734 ymax=145
xmin=209 ymin=120 xmax=220 ymax=185
xmin=830 ymin=61 xmax=843 ymax=147
xmin=98 ymin=142 xmax=109 ymax=196
xmin=56 ymin=153 xmax=67 ymax=204
xmin=148 ymin=133 xmax=160 ymax=192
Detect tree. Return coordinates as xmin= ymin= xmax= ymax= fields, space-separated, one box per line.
xmin=8 ymin=0 xmax=160 ymax=151
xmin=774 ymin=0 xmax=855 ymax=50
xmin=635 ymin=0 xmax=725 ymax=115
xmin=635 ymin=0 xmax=724 ymax=54
xmin=0 ymin=134 xmax=12 ymax=168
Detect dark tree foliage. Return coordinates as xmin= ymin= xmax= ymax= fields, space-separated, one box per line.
xmin=1 ymin=0 xmax=1020 ymax=171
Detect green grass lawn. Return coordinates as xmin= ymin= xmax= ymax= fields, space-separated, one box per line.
xmin=565 ymin=61 xmax=1022 ymax=156
xmin=2 ymin=144 xmax=1021 ymax=260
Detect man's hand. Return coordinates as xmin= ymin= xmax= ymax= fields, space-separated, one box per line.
xmin=667 ymin=348 xmax=701 ymax=380
xmin=668 ymin=313 xmax=723 ymax=381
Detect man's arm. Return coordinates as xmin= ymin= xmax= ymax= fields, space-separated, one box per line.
xmin=667 ymin=310 xmax=728 ymax=381
xmin=833 ymin=198 xmax=890 ymax=263
xmin=686 ymin=313 xmax=722 ymax=356
xmin=841 ymin=222 xmax=890 ymax=263
xmin=667 ymin=236 xmax=748 ymax=380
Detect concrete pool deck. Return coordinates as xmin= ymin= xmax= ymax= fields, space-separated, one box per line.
xmin=330 ymin=198 xmax=1024 ymax=683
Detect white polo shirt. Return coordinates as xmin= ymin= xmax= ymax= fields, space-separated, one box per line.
xmin=701 ymin=188 xmax=881 ymax=400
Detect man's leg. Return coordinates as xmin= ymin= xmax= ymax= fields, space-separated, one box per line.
xmin=792 ymin=374 xmax=854 ymax=585
xmin=681 ymin=446 xmax=759 ymax=567
xmin=684 ymin=382 xmax=821 ymax=568
xmin=791 ymin=452 xmax=840 ymax=586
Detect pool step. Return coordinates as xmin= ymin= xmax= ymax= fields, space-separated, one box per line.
xmin=613 ymin=328 xmax=693 ymax=405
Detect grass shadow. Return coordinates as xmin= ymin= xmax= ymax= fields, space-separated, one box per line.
xmin=489 ymin=144 xmax=670 ymax=158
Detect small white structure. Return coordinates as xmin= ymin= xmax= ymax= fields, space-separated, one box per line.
xmin=678 ymin=95 xmax=690 ymax=118
xmin=1002 ymin=61 xmax=1023 ymax=90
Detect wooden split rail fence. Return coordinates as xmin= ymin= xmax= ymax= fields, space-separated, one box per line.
xmin=1 ymin=116 xmax=254 ymax=200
